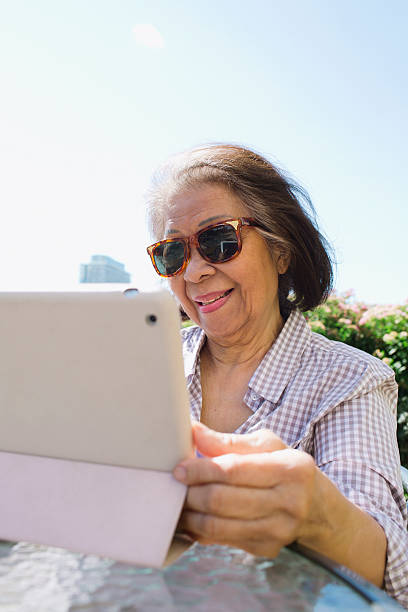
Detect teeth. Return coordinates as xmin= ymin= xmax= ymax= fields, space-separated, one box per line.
xmin=201 ymin=290 xmax=230 ymax=305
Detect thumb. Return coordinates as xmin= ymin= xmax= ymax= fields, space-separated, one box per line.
xmin=192 ymin=421 xmax=287 ymax=457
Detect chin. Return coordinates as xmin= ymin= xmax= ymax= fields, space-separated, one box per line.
xmin=200 ymin=319 xmax=237 ymax=339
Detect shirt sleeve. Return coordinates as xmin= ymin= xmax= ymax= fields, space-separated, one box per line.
xmin=311 ymin=378 xmax=408 ymax=609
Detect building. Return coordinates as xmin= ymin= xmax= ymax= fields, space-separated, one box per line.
xmin=80 ymin=255 xmax=131 ymax=283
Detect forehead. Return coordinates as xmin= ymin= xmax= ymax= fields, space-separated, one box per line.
xmin=164 ymin=184 xmax=248 ymax=235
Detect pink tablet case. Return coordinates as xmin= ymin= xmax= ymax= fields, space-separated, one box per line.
xmin=0 ymin=450 xmax=188 ymax=567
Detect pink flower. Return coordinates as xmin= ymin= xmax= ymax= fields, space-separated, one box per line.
xmin=310 ymin=320 xmax=325 ymax=331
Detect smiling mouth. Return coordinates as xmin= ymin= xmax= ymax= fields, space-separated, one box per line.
xmin=196 ymin=289 xmax=233 ymax=306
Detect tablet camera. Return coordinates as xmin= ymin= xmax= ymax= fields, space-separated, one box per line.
xmin=146 ymin=314 xmax=157 ymax=325
xmin=123 ymin=288 xmax=139 ymax=298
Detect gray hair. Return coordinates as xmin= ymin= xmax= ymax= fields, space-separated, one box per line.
xmin=145 ymin=143 xmax=334 ymax=312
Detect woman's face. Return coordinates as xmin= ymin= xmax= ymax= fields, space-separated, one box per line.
xmin=164 ymin=183 xmax=288 ymax=344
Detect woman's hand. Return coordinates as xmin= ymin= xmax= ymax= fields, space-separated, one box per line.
xmin=173 ymin=421 xmax=319 ymax=558
xmin=173 ymin=422 xmax=386 ymax=586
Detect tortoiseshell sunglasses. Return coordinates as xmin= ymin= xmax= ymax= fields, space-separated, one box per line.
xmin=147 ymin=217 xmax=259 ymax=278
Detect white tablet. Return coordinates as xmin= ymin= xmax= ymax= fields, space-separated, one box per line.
xmin=0 ymin=290 xmax=193 ymax=566
xmin=0 ymin=290 xmax=192 ymax=471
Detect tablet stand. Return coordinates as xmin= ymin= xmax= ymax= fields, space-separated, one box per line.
xmin=0 ymin=451 xmax=190 ymax=567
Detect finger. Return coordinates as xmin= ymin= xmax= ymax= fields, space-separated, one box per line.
xmin=192 ymin=422 xmax=287 ymax=458
xmin=174 ymin=448 xmax=303 ymax=488
xmin=185 ymin=483 xmax=281 ymax=519
xmin=178 ymin=511 xmax=295 ymax=552
xmin=185 ymin=480 xmax=312 ymax=525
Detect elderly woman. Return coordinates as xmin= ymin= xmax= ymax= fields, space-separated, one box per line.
xmin=146 ymin=144 xmax=408 ymax=608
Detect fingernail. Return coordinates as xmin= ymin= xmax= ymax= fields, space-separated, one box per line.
xmin=173 ymin=465 xmax=187 ymax=482
xmin=175 ymin=530 xmax=195 ymax=543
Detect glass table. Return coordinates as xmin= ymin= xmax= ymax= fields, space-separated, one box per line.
xmin=0 ymin=539 xmax=404 ymax=611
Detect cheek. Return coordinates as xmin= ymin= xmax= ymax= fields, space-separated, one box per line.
xmin=169 ymin=278 xmax=184 ymax=302
xmin=240 ymin=259 xmax=279 ymax=301
xmin=169 ymin=278 xmax=195 ymax=313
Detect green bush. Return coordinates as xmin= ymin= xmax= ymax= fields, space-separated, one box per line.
xmin=306 ymin=292 xmax=408 ymax=467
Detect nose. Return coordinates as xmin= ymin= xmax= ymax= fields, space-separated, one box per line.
xmin=183 ymin=245 xmax=216 ymax=283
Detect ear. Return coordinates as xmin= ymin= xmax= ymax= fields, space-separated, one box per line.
xmin=276 ymin=250 xmax=290 ymax=275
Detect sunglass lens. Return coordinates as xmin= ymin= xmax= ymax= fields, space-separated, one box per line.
xmin=199 ymin=225 xmax=239 ymax=262
xmin=153 ymin=241 xmax=185 ymax=276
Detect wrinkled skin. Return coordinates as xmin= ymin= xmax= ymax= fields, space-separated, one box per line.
xmin=174 ymin=422 xmax=386 ymax=587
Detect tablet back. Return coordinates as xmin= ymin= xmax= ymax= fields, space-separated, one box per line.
xmin=0 ymin=290 xmax=192 ymax=471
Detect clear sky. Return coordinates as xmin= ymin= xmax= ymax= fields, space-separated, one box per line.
xmin=1 ymin=0 xmax=407 ymax=303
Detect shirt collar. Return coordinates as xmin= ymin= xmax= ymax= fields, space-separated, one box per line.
xmin=182 ymin=309 xmax=311 ymax=401
xmin=248 ymin=309 xmax=311 ymax=403
xmin=182 ymin=325 xmax=206 ymax=385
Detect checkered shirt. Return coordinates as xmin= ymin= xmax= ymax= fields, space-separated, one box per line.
xmin=182 ymin=309 xmax=408 ymax=609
